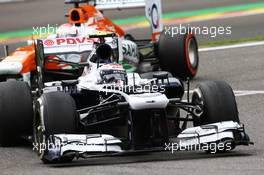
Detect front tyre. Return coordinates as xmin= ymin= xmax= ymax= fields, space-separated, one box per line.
xmin=192 ymin=81 xmax=239 ymax=153
xmin=158 ymin=30 xmax=199 ymax=80
xmin=192 ymin=81 xmax=239 ymax=126
xmin=34 ymin=91 xmax=77 ymax=163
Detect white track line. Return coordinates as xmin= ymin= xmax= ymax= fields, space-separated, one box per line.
xmin=234 ymin=90 xmax=264 ymax=97
xmin=199 ymin=41 xmax=264 ymax=52
xmin=185 ymin=90 xmax=264 ymax=97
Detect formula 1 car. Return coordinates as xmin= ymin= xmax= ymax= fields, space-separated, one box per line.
xmin=0 ymin=0 xmax=199 ymax=87
xmin=0 ymin=33 xmax=251 ymax=163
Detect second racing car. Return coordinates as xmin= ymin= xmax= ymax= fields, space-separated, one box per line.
xmin=0 ymin=0 xmax=199 ymax=86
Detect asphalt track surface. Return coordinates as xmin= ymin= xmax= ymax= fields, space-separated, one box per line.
xmin=1 ymin=44 xmax=264 ymax=175
xmin=1 ymin=1 xmax=264 ymax=175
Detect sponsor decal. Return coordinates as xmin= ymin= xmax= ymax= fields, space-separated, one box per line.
xmin=101 ymin=64 xmax=124 ymax=70
xmin=43 ymin=37 xmax=114 ymax=47
xmin=44 ymin=39 xmax=55 ymax=47
xmin=150 ymin=4 xmax=159 ymax=29
xmin=122 ymin=40 xmax=139 ymax=65
xmin=43 ymin=37 xmax=95 ymax=47
xmin=122 ymin=43 xmax=137 ymax=58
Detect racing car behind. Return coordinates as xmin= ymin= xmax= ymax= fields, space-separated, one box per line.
xmin=0 ymin=0 xmax=199 ymax=87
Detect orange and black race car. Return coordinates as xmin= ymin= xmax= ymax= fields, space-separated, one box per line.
xmin=0 ymin=0 xmax=199 ymax=87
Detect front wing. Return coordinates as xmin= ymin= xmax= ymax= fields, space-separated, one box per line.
xmin=39 ymin=121 xmax=252 ymax=162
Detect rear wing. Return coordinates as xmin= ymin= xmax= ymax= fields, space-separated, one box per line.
xmin=35 ymin=34 xmax=123 ymax=60
xmin=39 ymin=37 xmax=94 ymax=55
xmin=94 ymin=0 xmax=163 ymax=40
xmin=95 ymin=0 xmax=145 ymax=10
xmin=33 ymin=37 xmax=95 ymax=91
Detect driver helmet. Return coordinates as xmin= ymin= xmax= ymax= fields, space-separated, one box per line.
xmin=98 ymin=64 xmax=127 ymax=85
xmin=56 ymin=23 xmax=79 ymax=38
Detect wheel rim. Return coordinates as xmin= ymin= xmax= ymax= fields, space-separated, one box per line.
xmin=34 ymin=114 xmax=45 ymax=157
xmin=192 ymin=89 xmax=204 ymax=126
xmin=188 ymin=38 xmax=198 ymax=69
xmin=33 ymin=102 xmax=46 ymax=158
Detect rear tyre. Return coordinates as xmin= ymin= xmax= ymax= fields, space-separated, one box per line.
xmin=158 ymin=30 xmax=199 ymax=80
xmin=0 ymin=81 xmax=33 ymax=147
xmin=34 ymin=91 xmax=77 ymax=163
xmin=192 ymin=81 xmax=239 ymax=126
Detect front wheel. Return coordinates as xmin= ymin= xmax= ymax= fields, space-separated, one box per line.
xmin=34 ymin=91 xmax=77 ymax=163
xmin=192 ymin=81 xmax=239 ymax=153
xmin=192 ymin=81 xmax=239 ymax=126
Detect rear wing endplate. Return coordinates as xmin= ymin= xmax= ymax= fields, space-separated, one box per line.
xmin=94 ymin=0 xmax=163 ymax=40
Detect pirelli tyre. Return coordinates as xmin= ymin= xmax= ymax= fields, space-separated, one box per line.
xmin=0 ymin=80 xmax=33 ymax=147
xmin=158 ymin=30 xmax=199 ymax=80
xmin=34 ymin=91 xmax=77 ymax=163
xmin=192 ymin=81 xmax=239 ymax=126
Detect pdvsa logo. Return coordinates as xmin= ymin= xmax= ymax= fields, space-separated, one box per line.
xmin=44 ymin=39 xmax=55 ymax=47
xmin=43 ymin=37 xmax=95 ymax=46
